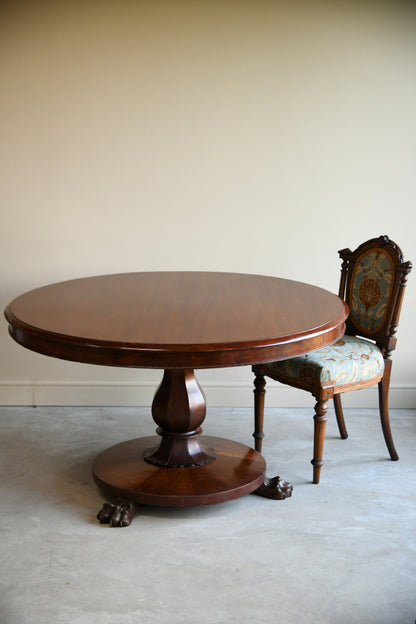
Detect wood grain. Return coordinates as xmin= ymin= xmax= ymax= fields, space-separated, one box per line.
xmin=93 ymin=436 xmax=266 ymax=507
xmin=5 ymin=271 xmax=348 ymax=368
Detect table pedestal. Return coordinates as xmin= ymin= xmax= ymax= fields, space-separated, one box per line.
xmin=92 ymin=369 xmax=293 ymax=526
xmin=144 ymin=369 xmax=215 ymax=468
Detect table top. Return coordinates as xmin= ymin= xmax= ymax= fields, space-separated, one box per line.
xmin=5 ymin=271 xmax=348 ymax=369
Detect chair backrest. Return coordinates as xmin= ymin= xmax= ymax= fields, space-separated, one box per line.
xmin=338 ymin=236 xmax=412 ymax=356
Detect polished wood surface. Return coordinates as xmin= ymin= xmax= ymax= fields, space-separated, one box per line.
xmin=93 ymin=436 xmax=266 ymax=507
xmin=5 ymin=271 xmax=348 ymax=368
xmin=144 ymin=369 xmax=214 ymax=468
xmin=5 ymin=271 xmax=348 ymax=525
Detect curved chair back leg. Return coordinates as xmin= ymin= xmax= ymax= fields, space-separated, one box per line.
xmin=333 ymin=394 xmax=348 ymax=440
xmin=378 ymin=359 xmax=399 ymax=461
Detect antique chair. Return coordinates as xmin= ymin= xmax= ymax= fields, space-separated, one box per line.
xmin=252 ymin=236 xmax=412 ymax=484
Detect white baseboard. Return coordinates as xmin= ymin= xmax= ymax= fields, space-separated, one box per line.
xmin=0 ymin=381 xmax=415 ymax=409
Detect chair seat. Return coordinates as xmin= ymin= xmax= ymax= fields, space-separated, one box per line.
xmin=264 ymin=335 xmax=384 ymax=387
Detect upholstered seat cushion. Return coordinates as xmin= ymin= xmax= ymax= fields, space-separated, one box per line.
xmin=264 ymin=335 xmax=384 ymax=387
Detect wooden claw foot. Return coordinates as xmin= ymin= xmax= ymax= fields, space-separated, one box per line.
xmin=97 ymin=500 xmax=138 ymax=527
xmin=254 ymin=476 xmax=293 ymax=500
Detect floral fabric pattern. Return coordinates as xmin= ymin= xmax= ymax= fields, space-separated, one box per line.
xmin=265 ymin=335 xmax=384 ymax=387
xmin=349 ymin=250 xmax=393 ymax=334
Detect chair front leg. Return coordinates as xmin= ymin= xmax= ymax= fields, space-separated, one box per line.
xmin=253 ymin=371 xmax=266 ymax=452
xmin=333 ymin=393 xmax=348 ymax=439
xmin=378 ymin=359 xmax=399 ymax=461
xmin=311 ymin=399 xmax=328 ymax=484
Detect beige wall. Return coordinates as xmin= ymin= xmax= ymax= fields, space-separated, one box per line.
xmin=1 ymin=0 xmax=415 ymax=407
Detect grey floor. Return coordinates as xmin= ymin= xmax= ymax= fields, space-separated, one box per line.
xmin=0 ymin=405 xmax=415 ymax=624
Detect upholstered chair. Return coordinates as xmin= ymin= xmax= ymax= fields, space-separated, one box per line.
xmin=252 ymin=236 xmax=412 ymax=484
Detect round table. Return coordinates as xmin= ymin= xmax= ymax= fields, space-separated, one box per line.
xmin=5 ymin=272 xmax=348 ymax=527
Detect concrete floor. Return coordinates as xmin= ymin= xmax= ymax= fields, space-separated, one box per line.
xmin=0 ymin=405 xmax=415 ymax=624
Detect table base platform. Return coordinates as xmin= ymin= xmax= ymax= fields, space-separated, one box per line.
xmin=93 ymin=435 xmax=293 ymax=526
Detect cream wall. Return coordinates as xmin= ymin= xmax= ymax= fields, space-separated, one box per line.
xmin=1 ymin=0 xmax=415 ymax=408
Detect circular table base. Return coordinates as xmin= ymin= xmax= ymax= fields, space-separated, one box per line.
xmin=93 ymin=435 xmax=266 ymax=507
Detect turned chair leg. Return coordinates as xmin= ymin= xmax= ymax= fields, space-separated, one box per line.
xmin=333 ymin=393 xmax=348 ymax=439
xmin=253 ymin=372 xmax=266 ymax=452
xmin=311 ymin=399 xmax=328 ymax=484
xmin=378 ymin=361 xmax=399 ymax=461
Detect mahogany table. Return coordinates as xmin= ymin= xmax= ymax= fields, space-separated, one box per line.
xmin=5 ymin=272 xmax=347 ymax=527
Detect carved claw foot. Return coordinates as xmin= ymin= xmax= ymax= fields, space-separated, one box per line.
xmin=97 ymin=500 xmax=138 ymax=527
xmin=254 ymin=476 xmax=293 ymax=500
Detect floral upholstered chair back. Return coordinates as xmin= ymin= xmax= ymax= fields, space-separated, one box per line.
xmin=338 ymin=236 xmax=412 ymax=356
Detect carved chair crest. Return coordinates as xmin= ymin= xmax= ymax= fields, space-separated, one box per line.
xmin=338 ymin=235 xmax=412 ymax=357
